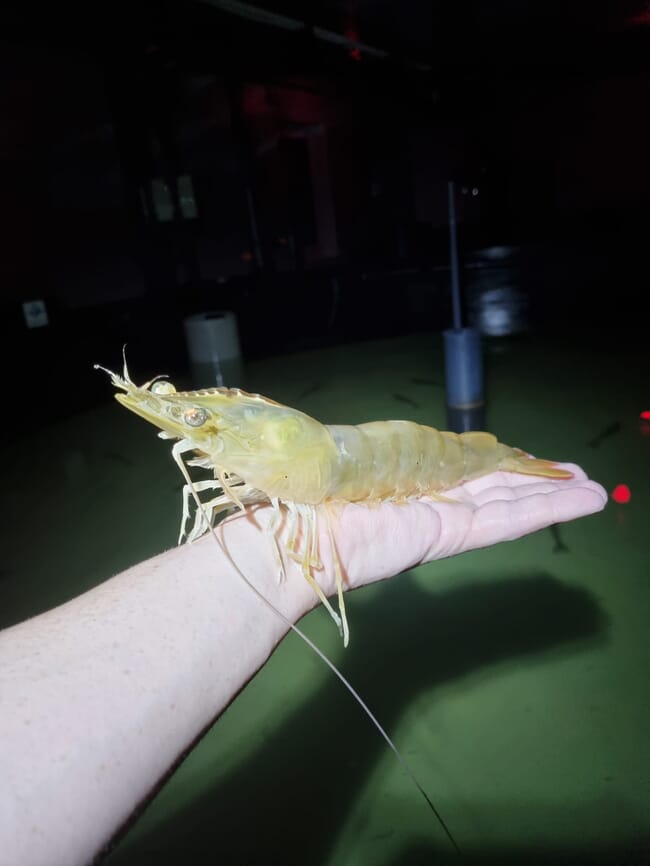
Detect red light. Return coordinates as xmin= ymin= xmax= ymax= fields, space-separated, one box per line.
xmin=625 ymin=5 xmax=650 ymax=26
xmin=641 ymin=410 xmax=650 ymax=420
xmin=611 ymin=484 xmax=631 ymax=504
xmin=343 ymin=21 xmax=362 ymax=61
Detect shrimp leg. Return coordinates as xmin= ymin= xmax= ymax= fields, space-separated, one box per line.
xmin=324 ymin=506 xmax=350 ymax=647
xmin=180 ymin=479 xmax=222 ymax=544
xmin=266 ymin=498 xmax=287 ymax=581
xmin=290 ymin=503 xmax=344 ymax=639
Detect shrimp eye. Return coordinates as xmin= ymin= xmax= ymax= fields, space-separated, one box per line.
xmin=151 ymin=380 xmax=177 ymax=395
xmin=183 ymin=407 xmax=209 ymax=427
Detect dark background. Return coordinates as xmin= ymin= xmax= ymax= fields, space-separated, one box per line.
xmin=2 ymin=0 xmax=649 ymax=431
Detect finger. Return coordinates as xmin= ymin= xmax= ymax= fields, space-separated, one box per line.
xmin=460 ymin=477 xmax=605 ymax=508
xmin=460 ymin=484 xmax=607 ymax=551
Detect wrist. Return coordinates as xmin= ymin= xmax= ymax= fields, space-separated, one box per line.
xmin=195 ymin=505 xmax=319 ymax=633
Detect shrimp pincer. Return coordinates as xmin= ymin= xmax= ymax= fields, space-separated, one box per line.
xmin=95 ymin=357 xmax=573 ymax=648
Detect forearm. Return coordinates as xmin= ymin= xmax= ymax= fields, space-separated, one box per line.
xmin=0 ymin=509 xmax=315 ymax=866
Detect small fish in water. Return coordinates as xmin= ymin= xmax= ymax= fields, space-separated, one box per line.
xmin=588 ymin=421 xmax=621 ymax=448
xmin=549 ymin=523 xmax=570 ymax=553
xmin=411 ymin=377 xmax=444 ymax=389
xmin=297 ymin=383 xmax=323 ymax=401
xmin=393 ymin=393 xmax=420 ymax=409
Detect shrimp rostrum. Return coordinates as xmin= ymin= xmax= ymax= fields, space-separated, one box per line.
xmin=96 ymin=359 xmax=573 ymax=646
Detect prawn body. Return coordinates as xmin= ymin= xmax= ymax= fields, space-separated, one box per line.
xmin=326 ymin=420 xmax=567 ymax=501
xmin=96 ymin=358 xmax=572 ymax=646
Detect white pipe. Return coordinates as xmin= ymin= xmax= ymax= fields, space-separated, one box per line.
xmin=203 ymin=0 xmax=391 ymax=59
xmin=204 ymin=0 xmax=304 ymax=31
xmin=312 ymin=25 xmax=388 ymax=58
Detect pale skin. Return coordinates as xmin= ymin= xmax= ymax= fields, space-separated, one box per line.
xmin=0 ymin=465 xmax=606 ymax=866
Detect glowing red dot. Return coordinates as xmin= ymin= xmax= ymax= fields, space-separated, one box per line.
xmin=611 ymin=484 xmax=631 ymax=504
xmin=641 ymin=410 xmax=650 ymax=421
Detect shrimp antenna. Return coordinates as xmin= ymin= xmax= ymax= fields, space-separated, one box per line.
xmin=177 ymin=454 xmax=461 ymax=855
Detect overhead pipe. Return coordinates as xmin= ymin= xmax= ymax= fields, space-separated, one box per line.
xmin=205 ymin=0 xmax=304 ymax=30
xmin=201 ymin=0 xmax=430 ymax=69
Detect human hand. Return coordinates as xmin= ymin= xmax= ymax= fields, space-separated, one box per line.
xmin=325 ymin=463 xmax=607 ymax=593
xmin=215 ymin=462 xmax=606 ymax=639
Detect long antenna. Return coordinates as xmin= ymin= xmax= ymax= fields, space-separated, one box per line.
xmin=182 ymin=460 xmax=461 ymax=855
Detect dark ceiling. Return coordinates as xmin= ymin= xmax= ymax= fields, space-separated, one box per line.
xmin=3 ymin=0 xmax=648 ymax=80
xmin=192 ymin=0 xmax=650 ymax=72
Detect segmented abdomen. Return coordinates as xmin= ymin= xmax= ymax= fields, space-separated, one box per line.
xmin=325 ymin=421 xmax=508 ymax=503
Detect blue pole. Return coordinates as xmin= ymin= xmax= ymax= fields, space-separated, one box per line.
xmin=443 ymin=180 xmax=485 ymax=431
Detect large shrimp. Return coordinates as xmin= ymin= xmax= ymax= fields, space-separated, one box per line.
xmin=95 ymin=355 xmax=573 ymax=855
xmin=95 ymin=356 xmax=572 ymax=647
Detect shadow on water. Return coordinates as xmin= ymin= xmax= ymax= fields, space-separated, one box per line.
xmin=103 ymin=571 xmax=613 ymax=866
